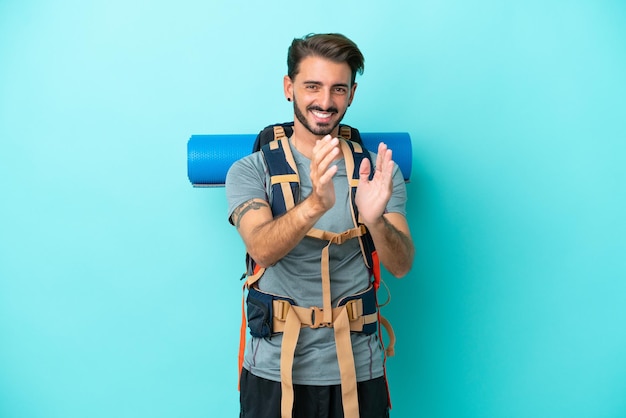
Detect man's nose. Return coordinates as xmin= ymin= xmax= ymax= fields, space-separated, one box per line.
xmin=319 ymin=88 xmax=333 ymax=109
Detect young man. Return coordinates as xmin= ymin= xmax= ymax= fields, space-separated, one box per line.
xmin=226 ymin=33 xmax=414 ymax=418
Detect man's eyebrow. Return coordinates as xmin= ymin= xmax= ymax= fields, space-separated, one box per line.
xmin=302 ymin=80 xmax=350 ymax=88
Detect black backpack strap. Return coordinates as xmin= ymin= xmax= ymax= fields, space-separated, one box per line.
xmin=340 ymin=125 xmax=363 ymax=145
xmin=252 ymin=122 xmax=294 ymax=152
xmin=260 ymin=137 xmax=300 ymax=216
xmin=339 ymin=125 xmax=352 ymax=140
xmin=341 ymin=139 xmax=376 ymax=270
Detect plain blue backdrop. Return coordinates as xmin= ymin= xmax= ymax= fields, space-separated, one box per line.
xmin=1 ymin=1 xmax=625 ymax=417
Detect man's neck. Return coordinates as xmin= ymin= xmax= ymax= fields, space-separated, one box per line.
xmin=290 ymin=122 xmax=339 ymax=160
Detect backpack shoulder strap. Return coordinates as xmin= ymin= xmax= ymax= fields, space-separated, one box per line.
xmin=339 ymin=125 xmax=352 ymax=140
xmin=273 ymin=125 xmax=289 ymax=141
xmin=340 ymin=124 xmax=363 ymax=145
xmin=260 ymin=137 xmax=300 ymax=216
xmin=253 ymin=122 xmax=294 ymax=152
xmin=339 ymin=139 xmax=378 ymax=277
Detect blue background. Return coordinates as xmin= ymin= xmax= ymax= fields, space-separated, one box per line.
xmin=1 ymin=1 xmax=625 ymax=417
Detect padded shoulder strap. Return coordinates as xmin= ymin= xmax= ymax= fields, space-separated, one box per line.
xmin=253 ymin=122 xmax=294 ymax=152
xmin=340 ymin=125 xmax=352 ymax=140
xmin=273 ymin=125 xmax=288 ymax=141
xmin=340 ymin=139 xmax=377 ymax=271
xmin=260 ymin=137 xmax=300 ymax=216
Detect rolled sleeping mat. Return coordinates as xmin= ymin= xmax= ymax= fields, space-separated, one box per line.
xmin=361 ymin=132 xmax=412 ymax=182
xmin=187 ymin=132 xmax=412 ymax=187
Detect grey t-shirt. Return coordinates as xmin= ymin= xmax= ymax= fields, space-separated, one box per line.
xmin=225 ymin=138 xmax=407 ymax=385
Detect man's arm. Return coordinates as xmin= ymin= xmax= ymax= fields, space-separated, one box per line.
xmin=231 ymin=136 xmax=341 ymax=267
xmin=367 ymin=212 xmax=414 ymax=277
xmin=356 ymin=143 xmax=415 ymax=277
xmin=231 ymin=196 xmax=321 ymax=267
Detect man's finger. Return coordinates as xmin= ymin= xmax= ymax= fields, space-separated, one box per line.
xmin=359 ymin=157 xmax=371 ymax=180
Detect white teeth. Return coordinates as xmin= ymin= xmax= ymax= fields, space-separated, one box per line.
xmin=312 ymin=111 xmax=332 ymax=118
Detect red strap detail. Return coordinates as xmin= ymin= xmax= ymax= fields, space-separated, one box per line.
xmin=372 ymin=250 xmax=381 ymax=290
xmin=238 ymin=264 xmax=262 ymax=390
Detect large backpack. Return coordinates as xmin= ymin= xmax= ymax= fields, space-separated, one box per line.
xmin=239 ymin=122 xmax=395 ymax=418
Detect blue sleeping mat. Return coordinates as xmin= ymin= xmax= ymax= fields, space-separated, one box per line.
xmin=187 ymin=132 xmax=412 ymax=187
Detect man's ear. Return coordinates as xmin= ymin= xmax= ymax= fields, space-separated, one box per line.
xmin=348 ymin=82 xmax=358 ymax=106
xmin=283 ymin=75 xmax=294 ymax=102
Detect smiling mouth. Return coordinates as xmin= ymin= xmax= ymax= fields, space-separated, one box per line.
xmin=310 ymin=108 xmax=337 ymax=122
xmin=312 ymin=110 xmax=332 ymax=119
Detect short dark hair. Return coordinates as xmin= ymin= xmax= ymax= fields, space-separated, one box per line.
xmin=287 ymin=33 xmax=365 ymax=86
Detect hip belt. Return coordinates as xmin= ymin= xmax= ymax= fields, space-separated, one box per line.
xmin=245 ymin=284 xmax=395 ymax=418
xmin=247 ymin=284 xmax=379 ymax=337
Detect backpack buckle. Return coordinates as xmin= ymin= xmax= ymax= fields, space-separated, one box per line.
xmin=310 ymin=306 xmax=330 ymax=329
xmin=345 ymin=299 xmax=361 ymax=321
xmin=274 ymin=300 xmax=291 ymax=321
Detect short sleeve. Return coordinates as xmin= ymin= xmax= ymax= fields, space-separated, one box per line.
xmin=225 ymin=152 xmax=268 ymax=224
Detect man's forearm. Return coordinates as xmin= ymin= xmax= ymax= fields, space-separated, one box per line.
xmin=366 ymin=215 xmax=414 ymax=278
xmin=235 ymin=197 xmax=326 ymax=268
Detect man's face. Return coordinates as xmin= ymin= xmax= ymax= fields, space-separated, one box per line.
xmin=284 ymin=56 xmax=357 ymax=137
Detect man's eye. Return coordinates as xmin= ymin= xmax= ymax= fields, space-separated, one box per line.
xmin=335 ymin=88 xmax=347 ymax=94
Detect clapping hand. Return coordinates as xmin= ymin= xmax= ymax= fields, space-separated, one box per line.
xmin=355 ymin=142 xmax=394 ymax=225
